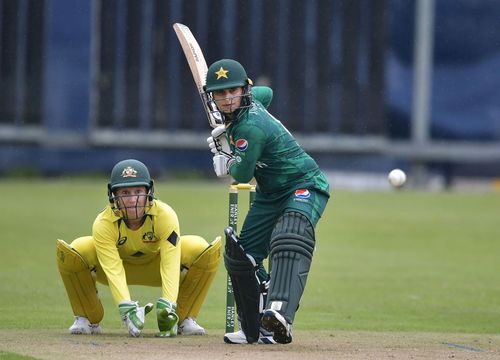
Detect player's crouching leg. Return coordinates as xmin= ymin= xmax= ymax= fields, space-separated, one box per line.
xmin=56 ymin=239 xmax=104 ymax=335
xmin=176 ymin=235 xmax=222 ymax=335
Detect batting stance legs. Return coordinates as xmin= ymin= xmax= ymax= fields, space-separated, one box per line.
xmin=224 ymin=188 xmax=328 ymax=344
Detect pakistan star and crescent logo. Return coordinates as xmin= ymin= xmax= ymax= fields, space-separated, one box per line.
xmin=215 ymin=66 xmax=229 ymax=80
xmin=121 ymin=166 xmax=137 ymax=178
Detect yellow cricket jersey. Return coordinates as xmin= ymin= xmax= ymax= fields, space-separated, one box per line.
xmin=92 ymin=199 xmax=181 ymax=305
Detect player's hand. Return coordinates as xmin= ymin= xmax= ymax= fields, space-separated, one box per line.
xmin=156 ymin=298 xmax=179 ymax=338
xmin=213 ymin=153 xmax=235 ymax=178
xmin=119 ymin=300 xmax=153 ymax=337
xmin=206 ymin=135 xmax=220 ymax=154
xmin=206 ymin=125 xmax=231 ymax=155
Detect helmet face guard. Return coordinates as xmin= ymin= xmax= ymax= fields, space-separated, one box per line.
xmin=204 ymin=59 xmax=253 ymax=119
xmin=107 ymin=159 xmax=154 ymax=220
xmin=109 ymin=189 xmax=153 ymax=221
xmin=206 ymin=88 xmax=253 ymax=118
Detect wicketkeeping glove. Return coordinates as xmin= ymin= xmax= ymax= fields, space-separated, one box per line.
xmin=156 ymin=298 xmax=179 ymax=338
xmin=119 ymin=300 xmax=153 ymax=337
xmin=206 ymin=125 xmax=231 ymax=156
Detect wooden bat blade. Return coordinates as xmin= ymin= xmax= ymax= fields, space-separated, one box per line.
xmin=172 ymin=23 xmax=208 ymax=95
xmin=173 ymin=23 xmax=223 ymax=128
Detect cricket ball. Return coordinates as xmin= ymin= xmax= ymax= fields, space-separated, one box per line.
xmin=388 ymin=169 xmax=406 ymax=187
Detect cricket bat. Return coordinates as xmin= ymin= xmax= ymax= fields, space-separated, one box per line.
xmin=172 ymin=23 xmax=223 ymax=128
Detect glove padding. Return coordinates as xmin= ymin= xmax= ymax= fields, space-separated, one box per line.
xmin=213 ymin=153 xmax=235 ymax=178
xmin=207 ymin=125 xmax=231 ymax=156
xmin=156 ymin=298 xmax=179 ymax=338
xmin=119 ymin=300 xmax=153 ymax=337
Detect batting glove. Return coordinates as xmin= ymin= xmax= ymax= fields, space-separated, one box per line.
xmin=156 ymin=298 xmax=179 ymax=338
xmin=119 ymin=300 xmax=153 ymax=337
xmin=213 ymin=153 xmax=235 ymax=178
xmin=206 ymin=125 xmax=231 ymax=156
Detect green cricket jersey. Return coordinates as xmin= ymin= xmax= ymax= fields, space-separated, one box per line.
xmin=226 ymin=86 xmax=330 ymax=197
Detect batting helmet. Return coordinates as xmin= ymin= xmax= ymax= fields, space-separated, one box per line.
xmin=205 ymin=59 xmax=251 ymax=92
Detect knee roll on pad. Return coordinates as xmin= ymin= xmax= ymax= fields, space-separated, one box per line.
xmin=270 ymin=211 xmax=315 ymax=257
xmin=56 ymin=239 xmax=104 ymax=324
xmin=223 ymin=227 xmax=262 ymax=343
xmin=267 ymin=212 xmax=315 ymax=324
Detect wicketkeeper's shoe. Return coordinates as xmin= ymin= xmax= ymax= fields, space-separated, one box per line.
xmin=69 ymin=316 xmax=102 ymax=335
xmin=261 ymin=309 xmax=293 ymax=344
xmin=178 ymin=317 xmax=205 ymax=335
xmin=223 ymin=328 xmax=277 ymax=344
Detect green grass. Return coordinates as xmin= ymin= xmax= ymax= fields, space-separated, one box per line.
xmin=0 ymin=352 xmax=38 ymax=360
xmin=1 ymin=178 xmax=499 ymax=334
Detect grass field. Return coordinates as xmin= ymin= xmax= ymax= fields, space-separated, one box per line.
xmin=1 ymin=178 xmax=499 ymax=358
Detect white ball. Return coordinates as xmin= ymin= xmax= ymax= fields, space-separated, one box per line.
xmin=388 ymin=169 xmax=406 ymax=187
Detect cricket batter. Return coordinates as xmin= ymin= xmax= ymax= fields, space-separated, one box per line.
xmin=56 ymin=159 xmax=220 ymax=337
xmin=205 ymin=59 xmax=330 ymax=344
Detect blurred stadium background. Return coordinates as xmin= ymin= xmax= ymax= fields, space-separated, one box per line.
xmin=1 ymin=0 xmax=499 ymax=190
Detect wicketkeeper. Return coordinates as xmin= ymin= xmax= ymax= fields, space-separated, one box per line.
xmin=205 ymin=59 xmax=330 ymax=344
xmin=56 ymin=159 xmax=220 ymax=337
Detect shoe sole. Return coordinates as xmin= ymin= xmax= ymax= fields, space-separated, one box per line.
xmin=261 ymin=312 xmax=292 ymax=344
xmin=258 ymin=336 xmax=277 ymax=344
xmin=70 ymin=330 xmax=89 ymax=335
xmin=179 ymin=330 xmax=206 ymax=336
xmin=70 ymin=330 xmax=101 ymax=335
xmin=223 ymin=335 xmax=276 ymax=345
xmin=223 ymin=335 xmax=246 ymax=344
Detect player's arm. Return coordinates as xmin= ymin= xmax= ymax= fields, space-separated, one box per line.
xmin=153 ymin=204 xmax=182 ymax=302
xmin=159 ymin=229 xmax=181 ymax=303
xmin=227 ymin=125 xmax=266 ymax=183
xmin=93 ymin=220 xmax=131 ymax=304
xmin=154 ymin=204 xmax=182 ymax=337
xmin=252 ymin=86 xmax=273 ymax=109
xmin=93 ymin=218 xmax=155 ymax=337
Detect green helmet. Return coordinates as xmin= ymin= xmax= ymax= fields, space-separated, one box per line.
xmin=205 ymin=59 xmax=250 ymax=92
xmin=107 ymin=159 xmax=154 ymax=219
xmin=108 ymin=159 xmax=153 ymax=192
